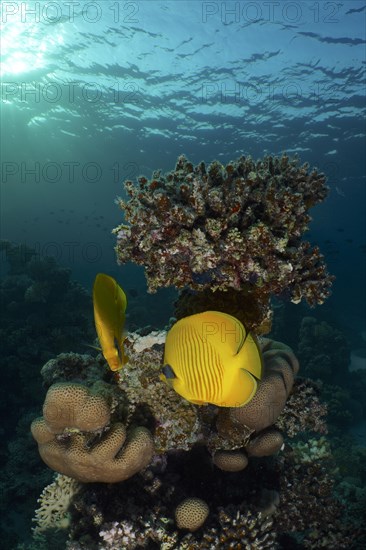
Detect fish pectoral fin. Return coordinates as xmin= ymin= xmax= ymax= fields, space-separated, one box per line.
xmin=83 ymin=343 xmax=103 ymax=352
xmin=228 ymin=369 xmax=258 ymax=407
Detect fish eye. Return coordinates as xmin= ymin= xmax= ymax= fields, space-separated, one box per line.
xmin=162 ymin=364 xmax=176 ymax=379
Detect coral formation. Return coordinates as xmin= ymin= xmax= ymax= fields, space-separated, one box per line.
xmin=246 ymin=429 xmax=284 ymax=457
xmin=200 ymin=506 xmax=278 ymax=549
xmin=40 ymin=353 xmax=110 ymax=389
xmin=175 ymin=497 xmax=209 ymax=531
xmin=42 ymin=382 xmax=112 ymax=433
xmin=276 ymin=447 xmax=361 ymax=548
xmin=0 ymin=241 xmax=95 ymax=548
xmin=31 ymin=337 xmax=302 ymax=482
xmin=212 ymin=449 xmax=248 ymax=472
xmin=32 ymin=417 xmax=154 ymax=484
xmin=276 ymin=378 xmax=328 ymax=437
xmin=27 ymin=333 xmax=365 ymax=550
xmin=114 ymin=154 xmax=333 ymax=330
xmin=291 ymin=436 xmax=331 ymax=464
xmin=32 ymin=474 xmax=81 ymax=534
xmin=31 ymin=380 xmax=154 ymax=483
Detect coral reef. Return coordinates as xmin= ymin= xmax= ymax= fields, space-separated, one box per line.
xmin=40 ymin=353 xmax=110 ymax=389
xmin=0 ymin=241 xmax=95 ymax=437
xmin=41 ymin=382 xmax=113 ymax=433
xmin=276 ymin=447 xmax=361 ymax=548
xmin=114 ymin=154 xmax=333 ymax=330
xmin=27 ymin=333 xmax=366 ymax=550
xmin=291 ymin=436 xmax=331 ymax=464
xmin=212 ymin=449 xmax=249 ymax=472
xmin=0 ymin=241 xmax=95 ymax=548
xmin=32 ymin=336 xmax=317 ymax=484
xmin=199 ymin=506 xmax=278 ymax=549
xmin=276 ymin=378 xmax=328 ymax=437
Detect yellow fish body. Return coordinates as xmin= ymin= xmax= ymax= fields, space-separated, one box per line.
xmin=93 ymin=273 xmax=128 ymax=371
xmin=161 ymin=311 xmax=262 ymax=407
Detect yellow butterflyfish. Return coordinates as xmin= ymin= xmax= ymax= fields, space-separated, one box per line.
xmin=161 ymin=311 xmax=262 ymax=407
xmin=93 ymin=273 xmax=128 ymax=372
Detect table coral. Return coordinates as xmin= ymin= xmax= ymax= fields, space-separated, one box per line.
xmin=114 ymin=154 xmax=334 ymax=330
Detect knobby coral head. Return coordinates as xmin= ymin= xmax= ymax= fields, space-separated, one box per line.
xmin=114 ymin=154 xmax=334 ymax=309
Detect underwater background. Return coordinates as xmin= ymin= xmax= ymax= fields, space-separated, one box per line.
xmin=1 ymin=1 xmax=365 ymax=549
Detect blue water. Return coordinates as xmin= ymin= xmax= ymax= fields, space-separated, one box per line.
xmin=1 ymin=0 xmax=365 ymax=332
xmin=0 ymin=1 xmax=365 ymax=547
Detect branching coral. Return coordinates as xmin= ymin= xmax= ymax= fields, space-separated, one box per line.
xmin=276 ymin=378 xmax=328 ymax=437
xmin=114 ymin=154 xmax=333 ymax=330
xmin=32 ymin=474 xmax=81 ymax=534
xmin=276 ymin=448 xmax=360 ymax=549
xmin=95 ymin=505 xmax=278 ymax=549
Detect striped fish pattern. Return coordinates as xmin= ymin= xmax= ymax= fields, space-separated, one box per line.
xmin=161 ymin=311 xmax=262 ymax=407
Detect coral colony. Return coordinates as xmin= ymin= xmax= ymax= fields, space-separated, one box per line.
xmin=114 ymin=154 xmax=334 ymax=331
xmin=28 ymin=154 xmax=363 ymax=548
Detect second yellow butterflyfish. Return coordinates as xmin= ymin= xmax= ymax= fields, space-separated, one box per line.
xmin=93 ymin=273 xmax=128 ymax=372
xmin=161 ymin=311 xmax=262 ymax=407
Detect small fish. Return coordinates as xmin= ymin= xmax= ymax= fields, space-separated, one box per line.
xmin=93 ymin=273 xmax=128 ymax=371
xmin=335 ymin=186 xmax=345 ymax=197
xmin=161 ymin=311 xmax=262 ymax=407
